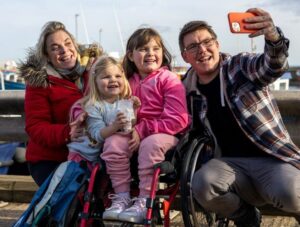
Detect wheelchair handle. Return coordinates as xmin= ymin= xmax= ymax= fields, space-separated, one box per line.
xmin=153 ymin=161 xmax=174 ymax=175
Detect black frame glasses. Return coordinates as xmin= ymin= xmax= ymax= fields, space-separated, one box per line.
xmin=184 ymin=38 xmax=216 ymax=54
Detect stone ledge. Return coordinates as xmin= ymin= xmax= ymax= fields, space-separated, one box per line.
xmin=0 ymin=175 xmax=38 ymax=203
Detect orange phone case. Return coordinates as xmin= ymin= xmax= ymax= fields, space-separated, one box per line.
xmin=228 ymin=12 xmax=257 ymax=33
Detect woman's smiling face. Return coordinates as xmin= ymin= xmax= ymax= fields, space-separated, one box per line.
xmin=46 ymin=30 xmax=78 ymax=70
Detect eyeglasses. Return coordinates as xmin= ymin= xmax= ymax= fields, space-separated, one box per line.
xmin=184 ymin=38 xmax=216 ymax=53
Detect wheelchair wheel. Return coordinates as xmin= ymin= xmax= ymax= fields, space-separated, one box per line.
xmin=180 ymin=136 xmax=219 ymax=227
xmin=64 ymin=167 xmax=106 ymax=227
xmin=63 ymin=182 xmax=87 ymax=226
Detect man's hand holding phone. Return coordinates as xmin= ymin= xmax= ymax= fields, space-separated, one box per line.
xmin=228 ymin=8 xmax=280 ymax=42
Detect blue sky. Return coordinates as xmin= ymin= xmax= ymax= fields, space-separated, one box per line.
xmin=1 ymin=0 xmax=300 ymax=66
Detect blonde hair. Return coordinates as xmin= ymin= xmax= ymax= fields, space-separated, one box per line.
xmin=84 ymin=56 xmax=131 ymax=108
xmin=36 ymin=21 xmax=78 ymax=63
xmin=122 ymin=27 xmax=172 ymax=79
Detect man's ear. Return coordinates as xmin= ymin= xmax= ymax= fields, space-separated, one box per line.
xmin=215 ymin=40 xmax=220 ymax=49
xmin=181 ymin=51 xmax=189 ymax=63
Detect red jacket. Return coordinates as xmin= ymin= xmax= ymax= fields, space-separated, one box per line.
xmin=20 ymin=59 xmax=89 ymax=162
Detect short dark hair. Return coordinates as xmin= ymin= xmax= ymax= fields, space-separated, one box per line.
xmin=178 ymin=21 xmax=217 ymax=52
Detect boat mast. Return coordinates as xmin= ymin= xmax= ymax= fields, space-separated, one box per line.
xmin=113 ymin=0 xmax=125 ymax=54
xmin=80 ymin=3 xmax=90 ymax=44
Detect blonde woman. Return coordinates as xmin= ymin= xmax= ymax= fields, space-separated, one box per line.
xmin=19 ymin=21 xmax=102 ymax=186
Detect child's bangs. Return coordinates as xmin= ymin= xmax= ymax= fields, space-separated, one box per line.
xmin=135 ymin=31 xmax=162 ymax=48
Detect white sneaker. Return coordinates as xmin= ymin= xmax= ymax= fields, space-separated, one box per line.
xmin=102 ymin=194 xmax=132 ymax=220
xmin=118 ymin=197 xmax=147 ymax=223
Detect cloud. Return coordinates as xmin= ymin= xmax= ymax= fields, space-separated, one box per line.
xmin=258 ymin=0 xmax=300 ymax=16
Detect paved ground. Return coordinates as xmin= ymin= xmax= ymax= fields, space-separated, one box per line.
xmin=1 ymin=202 xmax=299 ymax=227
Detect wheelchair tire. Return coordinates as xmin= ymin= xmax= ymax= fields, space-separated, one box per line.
xmin=180 ymin=136 xmax=218 ymax=227
xmin=63 ymin=182 xmax=87 ymax=226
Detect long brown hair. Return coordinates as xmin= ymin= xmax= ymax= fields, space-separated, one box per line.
xmin=122 ymin=27 xmax=172 ymax=79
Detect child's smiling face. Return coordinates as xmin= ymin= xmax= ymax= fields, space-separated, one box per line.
xmin=96 ymin=64 xmax=125 ymax=102
xmin=129 ymin=38 xmax=163 ymax=79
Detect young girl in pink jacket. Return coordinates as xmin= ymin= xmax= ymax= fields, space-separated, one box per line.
xmin=101 ymin=27 xmax=189 ymax=223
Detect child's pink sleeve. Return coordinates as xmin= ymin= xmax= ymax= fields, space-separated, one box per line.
xmin=135 ymin=71 xmax=190 ymax=140
xmin=69 ymin=101 xmax=85 ymax=122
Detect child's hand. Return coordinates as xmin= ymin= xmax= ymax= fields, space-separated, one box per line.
xmin=131 ymin=96 xmax=141 ymax=109
xmin=112 ymin=112 xmax=128 ymax=131
xmin=69 ymin=112 xmax=87 ymax=142
xmin=128 ymin=129 xmax=140 ymax=152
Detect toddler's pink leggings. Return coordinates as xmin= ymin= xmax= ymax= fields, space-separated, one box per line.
xmin=101 ymin=133 xmax=178 ymax=196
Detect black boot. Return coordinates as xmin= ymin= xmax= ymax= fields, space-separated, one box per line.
xmin=232 ymin=204 xmax=261 ymax=227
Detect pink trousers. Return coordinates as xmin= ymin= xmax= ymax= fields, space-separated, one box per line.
xmin=101 ymin=133 xmax=178 ymax=196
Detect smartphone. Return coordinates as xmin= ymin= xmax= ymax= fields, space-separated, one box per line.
xmin=228 ymin=12 xmax=257 ymax=33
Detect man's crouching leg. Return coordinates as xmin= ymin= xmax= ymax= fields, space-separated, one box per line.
xmin=192 ymin=158 xmax=262 ymax=227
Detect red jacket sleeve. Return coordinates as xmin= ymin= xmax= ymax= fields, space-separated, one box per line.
xmin=24 ymin=86 xmax=71 ymax=148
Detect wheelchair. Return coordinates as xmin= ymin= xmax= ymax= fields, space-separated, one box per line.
xmin=59 ymin=129 xmax=207 ymax=227
xmin=60 ymin=132 xmax=188 ymax=227
xmin=60 ymin=128 xmax=228 ymax=227
xmin=62 ymin=128 xmax=300 ymax=227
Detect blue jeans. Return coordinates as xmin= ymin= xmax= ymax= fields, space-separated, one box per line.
xmin=28 ymin=160 xmax=61 ymax=186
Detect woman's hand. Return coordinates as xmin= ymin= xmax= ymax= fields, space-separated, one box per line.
xmin=245 ymin=8 xmax=280 ymax=42
xmin=69 ymin=112 xmax=87 ymax=142
xmin=128 ymin=129 xmax=140 ymax=152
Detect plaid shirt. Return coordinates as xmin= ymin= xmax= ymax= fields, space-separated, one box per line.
xmin=183 ymin=30 xmax=300 ymax=169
